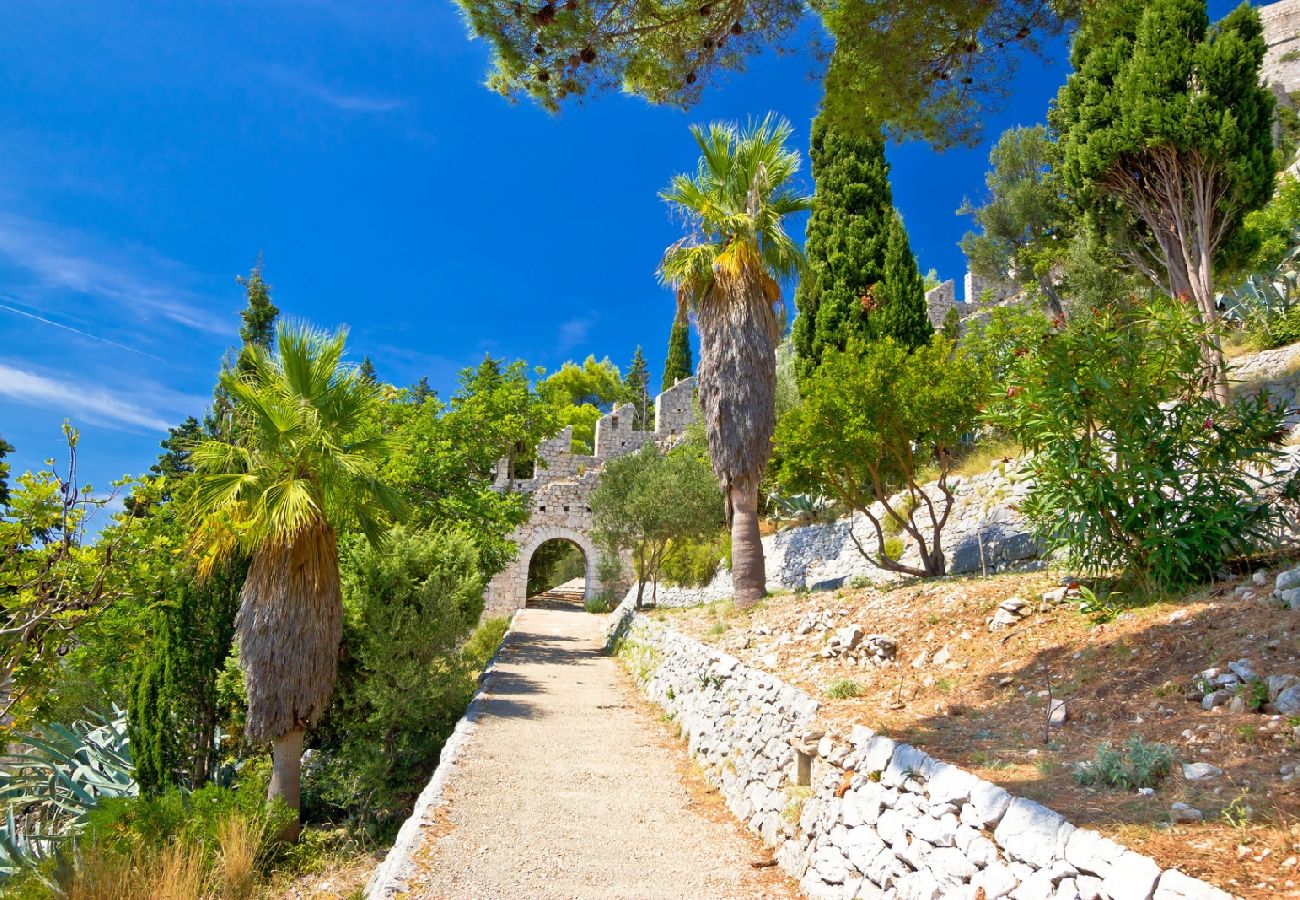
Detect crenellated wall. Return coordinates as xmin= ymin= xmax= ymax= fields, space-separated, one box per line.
xmin=483 ymin=377 xmax=697 ymax=615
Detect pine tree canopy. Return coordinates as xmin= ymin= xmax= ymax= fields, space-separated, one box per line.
xmin=792 ymin=114 xmax=931 ymax=381
xmin=453 ymin=0 xmax=1080 ymax=148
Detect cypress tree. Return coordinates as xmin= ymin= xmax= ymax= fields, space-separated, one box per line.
xmin=661 ymin=291 xmax=694 ymax=391
xmin=359 ymin=356 xmax=379 ymax=385
xmin=236 ymin=258 xmax=279 ymax=350
xmin=623 ymin=346 xmax=652 ymax=430
xmin=793 ymin=113 xmax=932 ymax=381
xmin=0 ymin=434 xmax=14 ymax=508
xmin=875 ymin=210 xmax=933 ymax=349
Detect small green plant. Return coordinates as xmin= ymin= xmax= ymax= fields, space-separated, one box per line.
xmin=707 ymin=621 xmax=728 ymax=637
xmin=1221 ymin=791 xmax=1254 ymax=827
xmin=1073 ymin=737 xmax=1176 ymax=791
xmin=781 ymin=785 xmax=814 ymax=825
xmin=935 ymin=677 xmax=954 ymax=693
xmin=584 ymin=593 xmax=613 ymax=614
xmin=1076 ymin=585 xmax=1124 ymax=624
xmin=881 ymin=494 xmax=918 ymax=538
xmin=848 ymin=575 xmax=873 ymax=590
xmin=882 ymin=536 xmax=905 ymax=562
xmin=1243 ymin=678 xmax=1269 ymax=713
xmin=825 ymin=679 xmax=864 ymax=700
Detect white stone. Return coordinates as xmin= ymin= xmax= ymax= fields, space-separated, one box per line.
xmin=1170 ymin=802 xmax=1203 ymax=823
xmin=1012 ymin=870 xmax=1057 ymax=900
xmin=1152 ymin=869 xmax=1233 ymax=900
xmin=843 ymin=826 xmax=889 ymax=875
xmin=927 ymin=846 xmax=976 ymax=885
xmin=927 ymin=762 xmax=978 ymax=806
xmin=1100 ymin=850 xmax=1160 ymax=900
xmin=994 ymin=798 xmax=1067 ymax=868
xmin=1276 ymin=684 xmax=1300 ymax=715
xmin=1180 ymin=762 xmax=1222 ymax=782
xmin=861 ymin=735 xmax=898 ymax=774
xmin=968 ymin=780 xmax=1012 ymax=828
xmin=971 ymin=862 xmax=1018 ymax=900
xmin=813 ymin=846 xmax=851 ymax=885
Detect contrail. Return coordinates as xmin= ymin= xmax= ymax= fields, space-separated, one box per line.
xmin=0 ymin=300 xmax=169 ymax=363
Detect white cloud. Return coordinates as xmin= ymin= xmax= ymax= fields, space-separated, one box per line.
xmin=0 ymin=363 xmax=176 ymax=432
xmin=264 ymin=65 xmax=406 ymax=114
xmin=0 ymin=212 xmax=228 ymax=335
xmin=555 ymin=318 xmax=592 ymax=353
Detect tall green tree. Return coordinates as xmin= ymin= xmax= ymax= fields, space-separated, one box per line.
xmin=659 ymin=115 xmax=811 ymax=608
xmin=1050 ymin=0 xmax=1274 ymax=403
xmin=959 ymin=124 xmax=1070 ymax=319
xmin=661 ymin=291 xmax=694 ymax=391
xmin=793 ymin=114 xmax=930 ymax=380
xmin=236 ymin=259 xmax=279 ymax=350
xmin=591 ymin=443 xmax=724 ymax=606
xmin=538 ymin=356 xmax=625 ymax=453
xmin=186 ymin=323 xmax=404 ymax=842
xmin=0 ymin=434 xmax=14 ymax=508
xmin=623 ymin=346 xmax=652 ymax=430
xmin=454 ymin=0 xmax=1079 ymax=148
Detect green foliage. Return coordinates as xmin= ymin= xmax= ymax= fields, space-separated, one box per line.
xmin=989 ymin=295 xmax=1291 ymax=591
xmin=591 ymin=442 xmax=724 ymax=606
xmin=941 ymin=306 xmax=961 ymax=343
xmin=1239 ymin=175 xmax=1300 ymax=278
xmin=307 ymin=526 xmax=494 ymax=837
xmin=527 ymin=539 xmax=586 ymax=596
xmin=662 ymin=320 xmax=694 ymax=391
xmin=584 ymin=594 xmax=612 ymax=614
xmin=235 ymin=259 xmax=278 ymax=351
xmin=1073 ymin=737 xmax=1176 ymax=791
xmin=1 ymin=428 xmax=154 ymax=733
xmin=0 ymin=433 xmax=13 ymax=508
xmin=825 ymin=679 xmax=863 ymax=700
xmin=128 ymin=559 xmax=243 ymax=795
xmin=793 ymin=115 xmax=931 ymax=382
xmin=659 ymin=530 xmax=727 ymax=588
xmin=1051 ymin=0 xmax=1274 ymax=339
xmin=457 ymin=0 xmax=1077 ymax=147
xmin=958 ymin=125 xmax=1069 ymax=316
xmin=379 ymin=356 xmax=555 ymax=574
xmin=959 ymin=304 xmax=1053 ymax=393
xmin=776 ymin=337 xmax=987 ymax=577
xmin=1223 ymin=225 xmax=1300 ymax=350
xmin=767 ymin=492 xmax=837 ymax=529
xmin=0 ymin=709 xmax=136 ymax=874
xmin=882 ymin=536 xmax=905 ymax=562
xmin=539 ymin=355 xmax=626 ymax=453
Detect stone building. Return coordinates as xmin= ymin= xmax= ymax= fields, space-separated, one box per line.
xmin=482 ymin=376 xmax=698 ymax=615
xmin=1262 ymin=0 xmax=1300 ymax=172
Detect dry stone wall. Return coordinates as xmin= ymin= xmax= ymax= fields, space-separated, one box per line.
xmin=619 ymin=615 xmax=1233 ymax=900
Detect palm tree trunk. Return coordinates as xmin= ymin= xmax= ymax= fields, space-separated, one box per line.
xmin=729 ymin=476 xmax=766 ymax=607
xmin=268 ymin=727 xmax=304 ymax=843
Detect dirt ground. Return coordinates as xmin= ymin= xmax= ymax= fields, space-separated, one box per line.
xmin=390 ymin=596 xmax=799 ymax=899
xmin=660 ymin=565 xmax=1300 ymax=899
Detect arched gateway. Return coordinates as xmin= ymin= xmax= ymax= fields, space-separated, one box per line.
xmin=483 ymin=377 xmax=697 ymax=616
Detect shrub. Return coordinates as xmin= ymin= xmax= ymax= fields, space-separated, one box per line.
xmin=584 ymin=594 xmax=613 ymax=614
xmin=305 ymin=526 xmax=501 ymax=839
xmin=990 ymin=295 xmax=1291 ymax=592
xmin=660 ymin=530 xmax=726 ymax=587
xmin=1073 ymin=737 xmax=1176 ymax=791
xmin=776 ymin=337 xmax=987 ymax=577
xmin=825 ymin=679 xmax=864 ymax=699
xmin=882 ymin=537 xmax=905 ymax=562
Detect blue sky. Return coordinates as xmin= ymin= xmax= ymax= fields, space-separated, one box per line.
xmin=0 ymin=1 xmax=1243 ymax=498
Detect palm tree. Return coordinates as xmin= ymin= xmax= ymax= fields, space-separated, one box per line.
xmin=187 ymin=323 xmax=403 ymax=842
xmin=659 ymin=115 xmax=810 ymax=608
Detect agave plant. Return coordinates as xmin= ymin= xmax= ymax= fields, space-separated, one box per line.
xmin=0 ymin=709 xmax=136 ymax=878
xmin=768 ymin=492 xmax=838 ymax=528
xmin=1222 ymin=228 xmax=1300 ymax=327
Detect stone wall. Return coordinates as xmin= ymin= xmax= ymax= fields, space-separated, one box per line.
xmin=1262 ymin=0 xmax=1300 ymax=97
xmin=620 ymin=615 xmax=1231 ymax=900
xmin=924 ymin=280 xmax=959 ymax=330
xmin=484 ymin=377 xmax=698 ymax=615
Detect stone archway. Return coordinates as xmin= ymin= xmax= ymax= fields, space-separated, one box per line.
xmin=481 ymin=376 xmax=697 ymax=617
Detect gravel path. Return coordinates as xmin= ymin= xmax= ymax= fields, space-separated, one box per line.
xmin=397 ymin=597 xmax=798 ymax=900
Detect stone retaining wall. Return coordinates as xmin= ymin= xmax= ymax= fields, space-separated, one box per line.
xmin=619 ymin=615 xmax=1232 ymax=900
